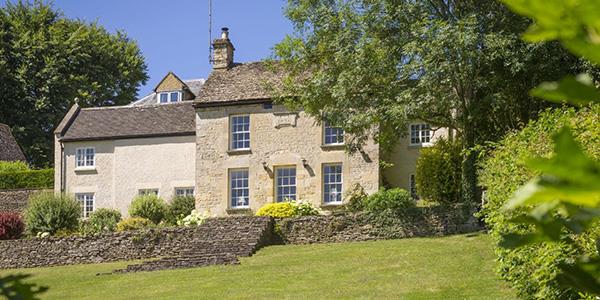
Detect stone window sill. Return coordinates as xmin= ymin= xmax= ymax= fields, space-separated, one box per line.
xmin=74 ymin=166 xmax=97 ymax=173
xmin=320 ymin=144 xmax=345 ymax=151
xmin=320 ymin=203 xmax=345 ymax=209
xmin=227 ymin=149 xmax=252 ymax=155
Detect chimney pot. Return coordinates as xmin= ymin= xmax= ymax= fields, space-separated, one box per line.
xmin=221 ymin=27 xmax=229 ymax=39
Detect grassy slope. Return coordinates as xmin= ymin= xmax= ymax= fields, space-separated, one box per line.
xmin=1 ymin=233 xmax=513 ymax=300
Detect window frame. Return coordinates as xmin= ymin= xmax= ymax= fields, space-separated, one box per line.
xmin=322 ymin=163 xmax=343 ymax=204
xmin=229 ymin=168 xmax=250 ymax=209
xmin=75 ymin=193 xmax=95 ymax=218
xmin=174 ymin=187 xmax=195 ymax=197
xmin=322 ymin=121 xmax=345 ymax=146
xmin=229 ymin=115 xmax=251 ymax=151
xmin=157 ymin=91 xmax=182 ymax=103
xmin=138 ymin=189 xmax=159 ymax=196
xmin=409 ymin=123 xmax=432 ymax=146
xmin=75 ymin=147 xmax=95 ymax=169
xmin=274 ymin=166 xmax=297 ymax=202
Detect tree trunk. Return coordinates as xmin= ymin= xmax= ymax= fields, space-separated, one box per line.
xmin=461 ymin=120 xmax=479 ymax=206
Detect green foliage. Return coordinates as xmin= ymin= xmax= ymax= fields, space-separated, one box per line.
xmin=502 ymin=0 xmax=600 ymax=65
xmin=0 ymin=1 xmax=148 ymax=167
xmin=416 ymin=138 xmax=462 ymax=204
xmin=116 ymin=217 xmax=154 ymax=232
xmin=0 ymin=161 xmax=28 ymax=173
xmin=0 ymin=169 xmax=53 ymax=189
xmin=256 ymin=201 xmax=321 ymax=218
xmin=80 ymin=208 xmax=121 ymax=235
xmin=0 ymin=274 xmax=48 ymax=300
xmin=362 ymin=188 xmax=415 ymax=214
xmin=345 ymin=184 xmax=368 ymax=212
xmin=166 ymin=196 xmax=195 ymax=225
xmin=24 ymin=192 xmax=80 ymax=236
xmin=128 ymin=195 xmax=168 ymax=224
xmin=479 ymin=106 xmax=600 ymax=299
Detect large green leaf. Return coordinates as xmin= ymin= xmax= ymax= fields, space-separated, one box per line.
xmin=531 ymin=74 xmax=600 ymax=105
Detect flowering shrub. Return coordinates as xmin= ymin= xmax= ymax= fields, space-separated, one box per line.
xmin=293 ymin=200 xmax=321 ymax=216
xmin=256 ymin=200 xmax=321 ymax=218
xmin=177 ymin=210 xmax=208 ymax=226
xmin=116 ymin=217 xmax=155 ymax=232
xmin=0 ymin=212 xmax=25 ymax=240
xmin=80 ymin=208 xmax=122 ymax=235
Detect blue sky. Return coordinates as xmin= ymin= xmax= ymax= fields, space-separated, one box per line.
xmin=52 ymin=0 xmax=294 ymax=97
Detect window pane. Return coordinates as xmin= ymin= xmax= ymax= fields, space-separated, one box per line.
xmin=170 ymin=92 xmax=179 ymax=102
xmin=323 ymin=164 xmax=343 ymax=203
xmin=159 ymin=93 xmax=168 ymax=103
xmin=230 ymin=169 xmax=249 ymax=208
xmin=76 ymin=193 xmax=94 ymax=218
xmin=276 ymin=167 xmax=296 ymax=202
xmin=230 ymin=116 xmax=250 ymax=150
xmin=324 ymin=121 xmax=344 ymax=145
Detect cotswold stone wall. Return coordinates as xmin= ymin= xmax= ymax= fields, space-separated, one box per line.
xmin=195 ymin=104 xmax=380 ymax=217
xmin=0 ymin=189 xmax=45 ymax=213
xmin=276 ymin=207 xmax=481 ymax=244
xmin=0 ymin=216 xmax=272 ymax=269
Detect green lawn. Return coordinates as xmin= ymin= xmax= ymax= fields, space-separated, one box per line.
xmin=1 ymin=233 xmax=513 ymax=299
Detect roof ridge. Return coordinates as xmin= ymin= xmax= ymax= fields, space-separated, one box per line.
xmin=81 ymin=101 xmax=193 ymax=111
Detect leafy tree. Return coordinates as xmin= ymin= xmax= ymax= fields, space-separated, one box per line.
xmin=0 ymin=1 xmax=148 ymax=167
xmin=273 ymin=0 xmax=593 ymax=204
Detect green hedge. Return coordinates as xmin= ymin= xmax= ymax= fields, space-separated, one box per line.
xmin=0 ymin=169 xmax=54 ymax=189
xmin=479 ymin=105 xmax=600 ymax=299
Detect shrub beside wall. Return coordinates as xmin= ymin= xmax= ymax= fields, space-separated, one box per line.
xmin=415 ymin=138 xmax=462 ymax=204
xmin=129 ymin=195 xmax=168 ymax=224
xmin=479 ymin=106 xmax=600 ymax=299
xmin=0 ymin=169 xmax=54 ymax=189
xmin=0 ymin=212 xmax=24 ymax=240
xmin=24 ymin=192 xmax=80 ymax=235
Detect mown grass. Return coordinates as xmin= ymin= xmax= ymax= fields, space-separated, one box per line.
xmin=1 ymin=233 xmax=513 ymax=299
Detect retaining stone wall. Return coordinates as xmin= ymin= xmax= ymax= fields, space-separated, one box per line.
xmin=0 ymin=189 xmax=45 ymax=213
xmin=0 ymin=216 xmax=272 ymax=269
xmin=276 ymin=206 xmax=481 ymax=244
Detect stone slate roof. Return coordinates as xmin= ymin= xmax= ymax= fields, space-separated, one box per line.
xmin=0 ymin=124 xmax=26 ymax=161
xmin=130 ymin=79 xmax=205 ymax=107
xmin=196 ymin=62 xmax=284 ymax=104
xmin=57 ymin=102 xmax=196 ymax=142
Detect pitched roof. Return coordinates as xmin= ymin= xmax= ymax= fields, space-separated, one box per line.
xmin=196 ymin=61 xmax=284 ymax=104
xmin=0 ymin=124 xmax=26 ymax=161
xmin=58 ymin=102 xmax=196 ymax=142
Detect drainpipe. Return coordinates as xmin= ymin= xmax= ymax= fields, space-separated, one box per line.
xmin=60 ymin=141 xmax=65 ymax=193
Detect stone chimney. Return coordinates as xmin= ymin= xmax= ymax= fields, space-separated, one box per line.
xmin=212 ymin=27 xmax=235 ymax=69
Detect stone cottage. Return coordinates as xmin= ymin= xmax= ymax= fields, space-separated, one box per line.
xmin=54 ymin=28 xmax=445 ymax=217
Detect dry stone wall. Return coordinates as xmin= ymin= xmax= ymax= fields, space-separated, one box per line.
xmin=0 ymin=216 xmax=273 ymax=269
xmin=276 ymin=206 xmax=481 ymax=244
xmin=0 ymin=189 xmax=45 ymax=213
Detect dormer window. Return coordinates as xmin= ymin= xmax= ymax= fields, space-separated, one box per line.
xmin=158 ymin=91 xmax=182 ymax=103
